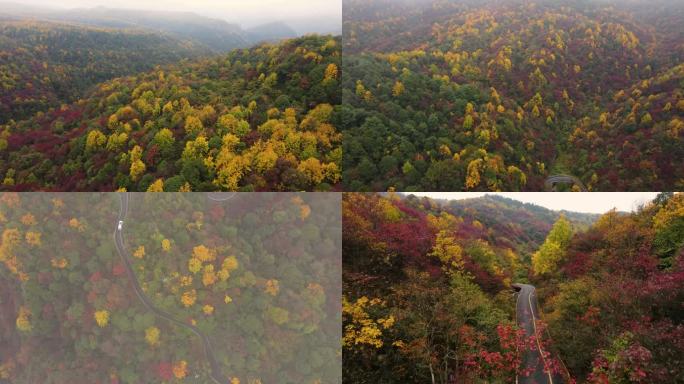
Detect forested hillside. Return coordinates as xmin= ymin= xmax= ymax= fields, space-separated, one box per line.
xmin=343 ymin=192 xmax=594 ymax=382
xmin=0 ymin=21 xmax=209 ymax=123
xmin=0 ymin=35 xmax=342 ymax=191
xmin=343 ymin=192 xmax=684 ymax=382
xmin=442 ymin=194 xmax=597 ymax=253
xmin=533 ymin=192 xmax=684 ymax=382
xmin=341 ymin=0 xmax=684 ymax=191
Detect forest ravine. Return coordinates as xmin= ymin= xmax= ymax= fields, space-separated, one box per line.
xmin=343 ymin=192 xmax=684 ymax=383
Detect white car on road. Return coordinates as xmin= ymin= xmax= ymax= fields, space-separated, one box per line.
xmin=118 ymin=221 xmax=123 ymax=231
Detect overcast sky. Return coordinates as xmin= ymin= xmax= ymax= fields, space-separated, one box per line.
xmin=405 ymin=192 xmax=661 ymax=214
xmin=12 ymin=0 xmax=341 ymax=30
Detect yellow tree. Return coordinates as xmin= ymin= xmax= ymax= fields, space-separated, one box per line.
xmin=181 ymin=290 xmax=196 ymax=307
xmin=429 ymin=230 xmax=465 ymax=272
xmin=130 ymin=160 xmax=146 ymax=182
xmin=15 ymin=306 xmax=32 ymax=332
xmin=133 ymin=246 xmax=145 ymax=259
xmin=324 ymin=63 xmax=339 ymax=81
xmin=184 ymin=115 xmax=204 ymax=135
xmin=465 ymin=159 xmax=483 ymax=189
xmin=146 ymin=179 xmax=164 ymax=192
xmin=532 ymin=215 xmax=573 ymax=275
xmin=392 ymin=81 xmax=405 ymax=97
xmin=86 ymin=130 xmax=106 ymax=152
xmin=94 ymin=310 xmax=110 ymax=327
xmin=172 ymin=361 xmax=188 ymax=379
xmin=145 ymin=326 xmax=160 ymax=346
xmin=193 ymin=245 xmax=216 ymax=262
xmin=298 ymin=158 xmax=325 ymax=185
xmin=25 ymin=231 xmax=41 ymax=247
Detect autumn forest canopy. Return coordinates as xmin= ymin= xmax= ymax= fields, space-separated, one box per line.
xmin=343 ymin=192 xmax=684 ymax=383
xmin=341 ymin=0 xmax=684 ymax=191
xmin=0 ymin=193 xmax=341 ymax=383
xmin=0 ymin=0 xmax=682 ymax=191
xmin=0 ymin=5 xmax=342 ymax=192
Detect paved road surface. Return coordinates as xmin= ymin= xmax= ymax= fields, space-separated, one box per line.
xmin=513 ymin=284 xmax=564 ymax=384
xmin=544 ymin=175 xmax=586 ymax=191
xmin=115 ymin=193 xmax=227 ymax=384
xmin=206 ymin=192 xmax=238 ymax=202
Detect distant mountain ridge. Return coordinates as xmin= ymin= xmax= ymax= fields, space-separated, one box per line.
xmin=0 ymin=2 xmax=300 ymax=51
xmin=401 ymin=193 xmax=599 ymax=253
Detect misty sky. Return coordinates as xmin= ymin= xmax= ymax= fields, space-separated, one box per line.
xmin=406 ymin=192 xmax=661 ymax=214
xmin=12 ymin=0 xmax=341 ymax=30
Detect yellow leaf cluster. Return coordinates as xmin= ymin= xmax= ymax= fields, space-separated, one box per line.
xmin=324 ymin=63 xmax=338 ymax=81
xmin=222 ymin=256 xmax=239 ymax=272
xmin=20 ymin=213 xmax=36 ymax=226
xmin=300 ymin=204 xmax=312 ymax=219
xmin=130 ymin=159 xmax=146 ymax=182
xmin=68 ymin=218 xmax=85 ymax=232
xmin=429 ymin=230 xmax=465 ymax=271
xmin=392 ymin=81 xmax=405 ymax=97
xmin=192 ymin=245 xmax=216 ymax=262
xmin=145 ymin=326 xmax=160 ymax=346
xmin=188 ymin=258 xmax=202 ymax=274
xmin=51 ymin=257 xmax=68 ymax=269
xmin=653 ymin=193 xmax=684 ymax=231
xmin=265 ymin=279 xmax=280 ymax=296
xmin=342 ymin=296 xmax=393 ymax=348
xmin=25 ymin=231 xmax=41 ymax=246
xmin=94 ymin=310 xmax=109 ymax=328
xmin=133 ymin=246 xmax=145 ymax=259
xmin=181 ymin=289 xmax=196 ymax=307
xmin=176 ymin=275 xmax=192 ymax=288
xmin=1 ymin=229 xmax=26 ymax=280
xmin=146 ymin=179 xmax=164 ymax=192
xmin=51 ymin=198 xmax=64 ymax=211
xmin=16 ymin=306 xmax=32 ymax=332
xmin=172 ymin=360 xmax=188 ymax=379
xmin=0 ymin=360 xmax=14 ymax=379
xmin=203 ymin=304 xmax=214 ymax=315
xmin=202 ymin=264 xmax=217 ymax=286
xmin=161 ymin=238 xmax=171 ymax=252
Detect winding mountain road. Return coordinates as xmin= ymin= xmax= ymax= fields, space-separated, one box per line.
xmin=544 ymin=175 xmax=586 ymax=192
xmin=114 ymin=193 xmax=227 ymax=384
xmin=513 ymin=283 xmax=564 ymax=384
xmin=206 ymin=192 xmax=238 ymax=202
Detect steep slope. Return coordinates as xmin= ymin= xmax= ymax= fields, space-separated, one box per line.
xmin=0 ymin=35 xmax=341 ymax=192
xmin=343 ymin=192 xmax=591 ymax=382
xmin=344 ymin=192 xmax=684 ymax=383
xmin=443 ymin=194 xmax=598 ymax=253
xmin=342 ymin=0 xmax=684 ymax=191
xmin=532 ymin=193 xmax=684 ymax=381
xmin=0 ymin=20 xmax=210 ymax=124
xmin=568 ymin=64 xmax=684 ymax=190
